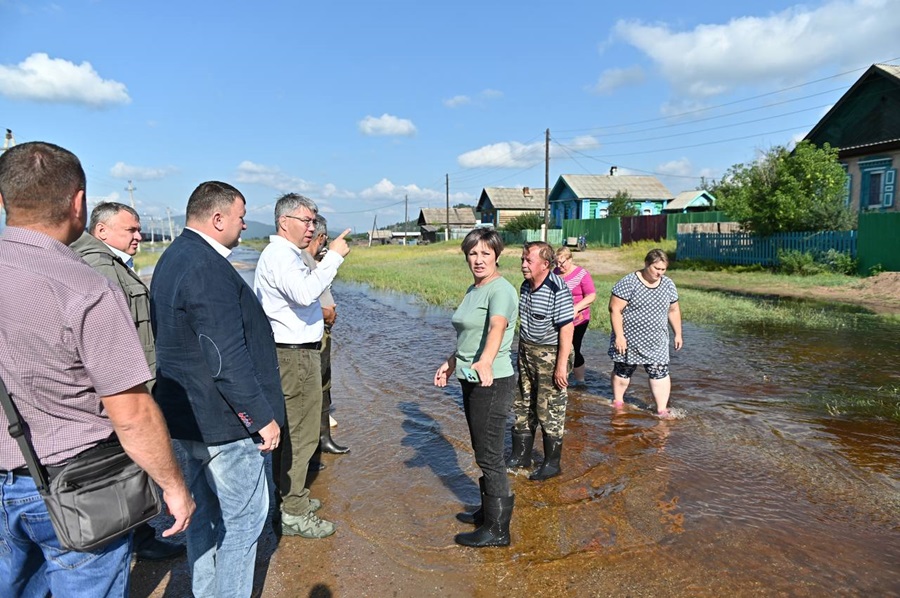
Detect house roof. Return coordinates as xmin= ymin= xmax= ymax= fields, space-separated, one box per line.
xmin=804 ymin=63 xmax=900 ymax=151
xmin=665 ymin=190 xmax=716 ymax=211
xmin=368 ymin=229 xmax=392 ymax=239
xmin=477 ymin=187 xmax=547 ymax=211
xmin=552 ymin=174 xmax=672 ymax=201
xmin=417 ymin=207 xmax=477 ymax=227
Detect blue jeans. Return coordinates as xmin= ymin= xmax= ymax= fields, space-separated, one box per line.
xmin=177 ymin=437 xmax=268 ymax=598
xmin=461 ymin=375 xmax=516 ymax=498
xmin=0 ymin=471 xmax=131 ymax=598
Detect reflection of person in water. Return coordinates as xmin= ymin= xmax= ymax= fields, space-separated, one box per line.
xmin=434 ymin=228 xmax=518 ymax=548
xmin=608 ymin=248 xmax=683 ymax=418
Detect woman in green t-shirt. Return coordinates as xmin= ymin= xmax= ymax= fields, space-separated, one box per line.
xmin=434 ymin=227 xmax=518 ymax=548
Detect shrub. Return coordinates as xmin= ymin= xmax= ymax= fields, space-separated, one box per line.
xmin=777 ymin=250 xmax=823 ymax=275
xmin=503 ymin=212 xmax=544 ymax=234
xmin=820 ymin=249 xmax=858 ymax=276
xmin=777 ymin=249 xmax=857 ymax=276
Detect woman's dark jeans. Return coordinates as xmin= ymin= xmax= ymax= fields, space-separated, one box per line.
xmin=461 ymin=374 xmax=516 ymax=498
xmin=573 ymin=321 xmax=588 ymax=368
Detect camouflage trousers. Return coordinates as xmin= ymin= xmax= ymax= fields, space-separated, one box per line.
xmin=514 ymin=340 xmax=573 ymax=437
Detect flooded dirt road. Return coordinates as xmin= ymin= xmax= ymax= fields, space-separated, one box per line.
xmin=133 ymin=251 xmax=900 ymax=597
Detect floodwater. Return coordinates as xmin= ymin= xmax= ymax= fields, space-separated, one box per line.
xmin=133 ymin=249 xmax=900 ymax=598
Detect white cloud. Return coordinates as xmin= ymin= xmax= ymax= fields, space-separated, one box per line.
xmin=358 ymin=113 xmax=417 ymax=136
xmin=565 ymin=136 xmax=601 ymax=151
xmin=655 ymin=158 xmax=693 ymax=177
xmin=87 ymin=191 xmax=121 ymax=209
xmin=614 ymin=0 xmax=900 ymax=98
xmin=593 ymin=66 xmax=645 ymax=95
xmin=0 ymin=53 xmax=130 ymax=107
xmin=109 ymin=162 xmax=175 ymax=181
xmin=458 ymin=141 xmax=545 ymax=168
xmin=235 ymin=161 xmax=314 ymax=193
xmin=443 ymin=95 xmax=471 ymax=108
xmin=359 ymin=178 xmax=470 ymax=205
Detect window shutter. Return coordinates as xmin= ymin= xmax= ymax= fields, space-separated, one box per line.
xmin=883 ymin=169 xmax=896 ymax=207
xmin=844 ymin=173 xmax=852 ymax=207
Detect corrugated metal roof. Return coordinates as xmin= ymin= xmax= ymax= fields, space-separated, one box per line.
xmin=558 ymin=174 xmax=672 ymax=201
xmin=479 ymin=187 xmax=547 ymax=210
xmin=418 ymin=207 xmax=477 ymax=226
xmin=875 ymin=63 xmax=900 ymax=81
xmin=665 ymin=190 xmax=714 ymax=211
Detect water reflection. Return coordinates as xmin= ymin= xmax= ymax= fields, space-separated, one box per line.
xmin=216 ymin=251 xmax=900 ymax=595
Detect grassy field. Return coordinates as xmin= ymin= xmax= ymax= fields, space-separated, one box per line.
xmin=339 ymin=241 xmax=895 ymax=332
xmin=133 ymin=242 xmax=170 ymax=271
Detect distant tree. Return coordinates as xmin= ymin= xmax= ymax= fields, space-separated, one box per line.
xmin=453 ymin=203 xmax=475 ymax=209
xmin=503 ymin=212 xmax=544 ymax=234
xmin=607 ymin=190 xmax=639 ymax=217
xmin=715 ymin=142 xmax=853 ymax=236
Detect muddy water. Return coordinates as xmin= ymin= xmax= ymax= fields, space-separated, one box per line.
xmin=134 ymin=252 xmax=900 ymax=597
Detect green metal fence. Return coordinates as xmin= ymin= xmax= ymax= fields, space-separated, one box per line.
xmin=677 ymin=230 xmax=857 ymax=265
xmin=563 ymin=217 xmax=622 ymax=246
xmin=857 ymin=212 xmax=900 ymax=274
xmin=665 ymin=211 xmax=729 ymax=238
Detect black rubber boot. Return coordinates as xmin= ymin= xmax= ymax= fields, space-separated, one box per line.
xmin=454 ymin=494 xmax=514 ymax=548
xmin=530 ymin=436 xmax=563 ymax=481
xmin=456 ymin=477 xmax=485 ymax=525
xmin=505 ymin=430 xmax=534 ymax=470
xmin=133 ymin=523 xmax=185 ymax=561
xmin=319 ymin=391 xmax=349 ymax=454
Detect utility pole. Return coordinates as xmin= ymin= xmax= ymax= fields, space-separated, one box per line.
xmin=445 ymin=174 xmax=450 ymax=242
xmin=404 ymin=194 xmax=409 ymax=246
xmin=166 ymin=207 xmax=175 ymax=241
xmin=125 ymin=180 xmax=137 ymax=210
xmin=368 ymin=214 xmax=377 ymax=248
xmin=543 ymin=128 xmax=550 ymax=242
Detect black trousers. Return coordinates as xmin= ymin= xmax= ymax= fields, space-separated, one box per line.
xmin=461 ymin=375 xmax=516 ymax=498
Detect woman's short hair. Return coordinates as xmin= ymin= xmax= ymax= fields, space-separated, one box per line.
xmin=644 ymin=248 xmax=669 ymax=266
xmin=461 ymin=227 xmax=504 ymax=257
xmin=556 ymin=246 xmax=573 ymax=261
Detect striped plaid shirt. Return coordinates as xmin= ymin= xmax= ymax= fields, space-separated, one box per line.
xmin=518 ymin=271 xmax=574 ymax=345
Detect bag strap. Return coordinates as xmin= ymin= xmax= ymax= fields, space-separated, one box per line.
xmin=0 ymin=374 xmax=51 ymax=492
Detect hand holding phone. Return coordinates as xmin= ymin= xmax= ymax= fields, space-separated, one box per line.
xmin=461 ymin=367 xmax=480 ymax=383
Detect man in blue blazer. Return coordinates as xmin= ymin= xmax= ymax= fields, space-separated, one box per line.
xmin=151 ymin=181 xmax=285 ymax=598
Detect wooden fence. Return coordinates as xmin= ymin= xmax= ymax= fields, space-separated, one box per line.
xmin=676 ymin=230 xmax=857 ymax=266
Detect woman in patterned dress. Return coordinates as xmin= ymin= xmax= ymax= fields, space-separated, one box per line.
xmin=554 ymin=246 xmax=596 ymax=386
xmin=608 ymin=249 xmax=683 ymax=417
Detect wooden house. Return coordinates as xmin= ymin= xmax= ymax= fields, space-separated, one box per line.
xmin=804 ymin=63 xmax=899 ymax=213
xmin=475 ymin=187 xmax=546 ymax=228
xmin=548 ymin=174 xmax=673 ymax=226
xmin=417 ymin=207 xmax=477 ymax=242
xmin=664 ymin=190 xmax=716 ymax=213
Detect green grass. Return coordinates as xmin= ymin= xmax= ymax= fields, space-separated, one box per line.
xmin=133 ymin=243 xmax=170 ymax=271
xmin=340 ymin=243 xmax=897 ymax=331
xmin=814 ymin=385 xmax=900 ymax=422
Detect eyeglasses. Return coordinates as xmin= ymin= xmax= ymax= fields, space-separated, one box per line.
xmin=283 ymin=215 xmax=318 ymax=227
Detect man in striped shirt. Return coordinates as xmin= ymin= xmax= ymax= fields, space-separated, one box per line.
xmin=507 ymin=241 xmax=574 ymax=481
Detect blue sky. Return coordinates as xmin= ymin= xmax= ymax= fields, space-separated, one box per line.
xmin=1 ymin=0 xmax=898 ymax=234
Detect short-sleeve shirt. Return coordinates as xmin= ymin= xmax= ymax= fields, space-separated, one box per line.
xmin=608 ymin=272 xmax=679 ymax=365
xmin=557 ymin=265 xmax=596 ymax=326
xmin=451 ymin=277 xmax=518 ymax=379
xmin=519 ymin=272 xmax=574 ymax=345
xmin=0 ymin=227 xmax=152 ymax=469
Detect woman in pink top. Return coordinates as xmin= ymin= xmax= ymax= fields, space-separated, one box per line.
xmin=554 ymin=246 xmax=596 ymax=386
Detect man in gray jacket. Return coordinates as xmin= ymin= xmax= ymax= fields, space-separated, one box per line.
xmin=71 ymin=202 xmax=184 ymax=561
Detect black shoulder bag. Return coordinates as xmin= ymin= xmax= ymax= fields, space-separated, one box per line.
xmin=0 ymin=374 xmax=161 ymax=552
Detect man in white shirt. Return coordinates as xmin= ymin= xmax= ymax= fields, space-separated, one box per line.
xmin=254 ymin=193 xmax=351 ymax=539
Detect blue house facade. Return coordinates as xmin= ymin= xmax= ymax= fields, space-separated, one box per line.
xmin=548 ymin=174 xmax=673 ymax=227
